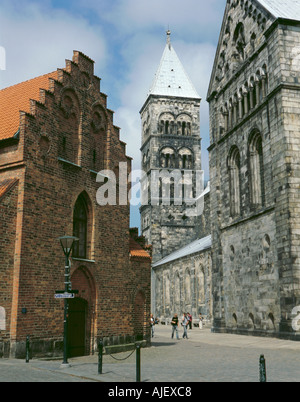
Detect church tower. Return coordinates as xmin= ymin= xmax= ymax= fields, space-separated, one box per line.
xmin=140 ymin=31 xmax=202 ymax=263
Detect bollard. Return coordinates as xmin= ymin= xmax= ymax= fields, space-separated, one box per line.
xmin=136 ymin=343 xmax=141 ymax=382
xmin=259 ymin=355 xmax=267 ymax=382
xmin=98 ymin=339 xmax=103 ymax=374
xmin=25 ymin=335 xmax=30 ymax=363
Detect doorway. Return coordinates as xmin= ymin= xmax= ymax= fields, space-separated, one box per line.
xmin=67 ymin=298 xmax=87 ymax=357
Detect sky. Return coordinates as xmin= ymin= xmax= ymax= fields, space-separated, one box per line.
xmin=0 ymin=0 xmax=225 ymax=229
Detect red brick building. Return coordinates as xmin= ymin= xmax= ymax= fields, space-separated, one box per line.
xmin=0 ymin=51 xmax=151 ymax=358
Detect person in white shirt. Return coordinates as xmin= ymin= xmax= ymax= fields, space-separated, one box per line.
xmin=182 ymin=313 xmax=189 ymax=339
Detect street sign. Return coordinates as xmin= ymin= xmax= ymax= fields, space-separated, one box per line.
xmin=54 ymin=293 xmax=75 ymax=299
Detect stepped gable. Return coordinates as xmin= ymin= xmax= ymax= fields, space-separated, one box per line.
xmin=0 ymin=72 xmax=58 ymax=141
xmin=0 ymin=50 xmax=104 ymax=142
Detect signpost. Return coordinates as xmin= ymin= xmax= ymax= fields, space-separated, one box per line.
xmin=55 ymin=289 xmax=78 ymax=299
xmin=55 ymin=293 xmax=75 ymax=299
xmin=57 ymin=236 xmax=79 ymax=368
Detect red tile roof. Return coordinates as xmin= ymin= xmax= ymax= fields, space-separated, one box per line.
xmin=129 ymin=237 xmax=151 ymax=260
xmin=0 ymin=71 xmax=58 ymax=141
xmin=0 ymin=178 xmax=18 ymax=201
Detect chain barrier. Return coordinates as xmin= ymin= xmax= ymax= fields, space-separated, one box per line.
xmin=25 ymin=335 xmax=30 ymax=363
xmin=105 ymin=347 xmax=136 ymax=361
xmin=25 ymin=334 xmax=268 ymax=383
xmin=259 ymin=354 xmax=267 ymax=382
xmin=98 ymin=339 xmax=142 ymax=381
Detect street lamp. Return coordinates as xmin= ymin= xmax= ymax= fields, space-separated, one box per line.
xmin=58 ymin=235 xmax=78 ymax=367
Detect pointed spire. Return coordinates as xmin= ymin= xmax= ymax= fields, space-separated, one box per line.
xmin=166 ymin=29 xmax=171 ymax=50
xmin=148 ymin=31 xmax=200 ymax=100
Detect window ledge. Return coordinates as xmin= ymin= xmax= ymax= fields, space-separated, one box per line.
xmin=72 ymin=257 xmax=95 ymax=263
xmin=58 ymin=157 xmax=82 ymax=169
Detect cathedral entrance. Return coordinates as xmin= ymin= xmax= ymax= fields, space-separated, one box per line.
xmin=67 ymin=298 xmax=87 ymax=357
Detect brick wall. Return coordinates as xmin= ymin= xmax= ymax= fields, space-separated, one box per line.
xmin=0 ymin=51 xmax=151 ymax=358
xmin=0 ymin=181 xmax=18 ymax=357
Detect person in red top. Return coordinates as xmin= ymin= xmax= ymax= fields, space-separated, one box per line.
xmin=187 ymin=312 xmax=192 ymax=329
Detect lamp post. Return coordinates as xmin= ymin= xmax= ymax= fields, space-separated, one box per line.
xmin=58 ymin=235 xmax=78 ymax=367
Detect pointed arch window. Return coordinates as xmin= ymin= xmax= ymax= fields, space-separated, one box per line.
xmin=228 ymin=146 xmax=241 ymax=217
xmin=59 ymin=90 xmax=80 ymax=165
xmin=73 ymin=194 xmax=88 ymax=258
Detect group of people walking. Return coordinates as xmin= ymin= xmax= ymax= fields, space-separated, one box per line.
xmin=150 ymin=312 xmax=203 ymax=339
xmin=171 ymin=312 xmax=203 ymax=339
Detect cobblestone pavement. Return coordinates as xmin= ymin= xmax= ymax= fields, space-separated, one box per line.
xmin=0 ymin=325 xmax=299 ymax=382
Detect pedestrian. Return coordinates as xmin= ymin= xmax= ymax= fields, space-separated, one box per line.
xmin=171 ymin=314 xmax=180 ymax=340
xmin=187 ymin=312 xmax=192 ymax=329
xmin=150 ymin=313 xmax=155 ymax=338
xmin=182 ymin=312 xmax=189 ymax=339
xmin=199 ymin=313 xmax=203 ymax=330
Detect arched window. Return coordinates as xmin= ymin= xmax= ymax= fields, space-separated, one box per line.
xmin=73 ymin=194 xmax=88 ymax=258
xmin=185 ymin=270 xmax=191 ymax=304
xmin=233 ymin=22 xmax=246 ymax=61
xmin=59 ymin=89 xmax=80 ymax=165
xmin=249 ymin=130 xmax=264 ymax=208
xmin=249 ymin=313 xmax=255 ymax=329
xmin=165 ymin=275 xmax=170 ymax=307
xmin=175 ymin=273 xmax=180 ymax=306
xmin=197 ymin=266 xmax=205 ymax=306
xmin=176 ymin=114 xmax=192 ymax=136
xmin=250 ymin=76 xmax=257 ymax=108
xmin=160 ymin=147 xmax=175 ymax=168
xmin=224 ymin=104 xmax=229 ymax=131
xmin=233 ymin=94 xmax=238 ymax=124
xmin=228 ymin=99 xmax=233 ymax=129
xmin=159 ymin=113 xmax=175 ymax=135
xmin=228 ymin=146 xmax=241 ymax=217
xmin=156 ymin=276 xmax=163 ymax=316
xmin=90 ymin=106 xmax=107 ymax=172
xmin=262 ymin=64 xmax=268 ymax=98
xmin=245 ymin=83 xmax=251 ymax=113
xmin=178 ymin=148 xmax=193 ymax=170
xmin=238 ymin=89 xmax=245 ymax=118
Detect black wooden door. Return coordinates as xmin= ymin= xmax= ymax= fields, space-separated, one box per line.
xmin=67 ymin=298 xmax=87 ymax=357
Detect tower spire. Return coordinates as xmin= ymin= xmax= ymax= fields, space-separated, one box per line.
xmin=166 ymin=29 xmax=171 ymax=49
xmin=147 ymin=29 xmax=200 ymax=99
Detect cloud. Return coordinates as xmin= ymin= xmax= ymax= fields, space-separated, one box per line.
xmin=84 ymin=0 xmax=224 ymax=39
xmin=0 ymin=0 xmax=107 ymax=89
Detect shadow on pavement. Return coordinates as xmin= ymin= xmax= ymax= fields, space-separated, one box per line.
xmin=150 ymin=341 xmax=177 ymax=347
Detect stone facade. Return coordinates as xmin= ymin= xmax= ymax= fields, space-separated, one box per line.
xmin=140 ymin=94 xmax=202 ymax=264
xmin=152 ymin=235 xmax=212 ymax=325
xmin=207 ymin=0 xmax=300 ymax=339
xmin=140 ymin=35 xmax=203 ymax=264
xmin=140 ymin=34 xmax=212 ymax=323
